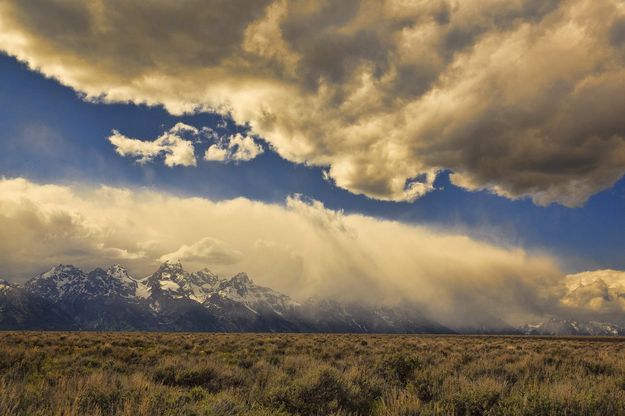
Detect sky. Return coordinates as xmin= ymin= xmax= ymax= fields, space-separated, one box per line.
xmin=1 ymin=0 xmax=625 ymax=325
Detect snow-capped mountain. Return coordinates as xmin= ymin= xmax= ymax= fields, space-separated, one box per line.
xmin=25 ymin=264 xmax=139 ymax=301
xmin=520 ymin=318 xmax=625 ymax=336
xmin=101 ymin=264 xmax=139 ymax=298
xmin=9 ymin=262 xmax=625 ymax=335
xmin=141 ymin=261 xmax=222 ymax=302
xmin=0 ymin=278 xmax=76 ymax=330
xmin=23 ymin=264 xmax=156 ymax=330
xmin=0 ymin=262 xmax=459 ymax=332
xmin=130 ymin=261 xmax=300 ymax=331
xmin=296 ymin=298 xmax=454 ymax=334
xmin=25 ymin=264 xmax=87 ymax=302
xmin=211 ymin=272 xmax=300 ymax=316
xmin=129 ymin=261 xmax=302 ymax=329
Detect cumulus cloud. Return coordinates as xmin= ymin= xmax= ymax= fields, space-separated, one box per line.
xmin=108 ymin=124 xmax=197 ymax=167
xmin=204 ymin=132 xmax=264 ymax=162
xmin=2 ymin=0 xmax=625 ymax=205
xmin=561 ymin=270 xmax=625 ymax=319
xmin=0 ymin=176 xmax=573 ymax=327
xmin=159 ymin=236 xmax=244 ymax=266
xmin=169 ymin=122 xmax=199 ymax=135
xmin=109 ymin=123 xmax=263 ymax=166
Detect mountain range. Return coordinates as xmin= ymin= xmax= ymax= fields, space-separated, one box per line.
xmin=520 ymin=319 xmax=625 ymax=336
xmin=0 ymin=262 xmax=452 ymax=333
xmin=2 ymin=262 xmax=624 ymax=335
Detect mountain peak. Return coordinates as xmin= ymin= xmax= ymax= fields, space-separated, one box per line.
xmin=229 ymin=272 xmax=252 ymax=285
xmin=151 ymin=261 xmax=187 ymax=281
xmin=191 ymin=268 xmax=222 ymax=286
xmin=38 ymin=264 xmax=85 ymax=280
xmin=108 ymin=263 xmax=127 ymax=272
xmin=158 ymin=260 xmax=185 ymax=273
xmin=5 ymin=262 xmax=588 ymax=334
xmin=106 ymin=264 xmax=134 ymax=281
xmin=49 ymin=264 xmax=82 ymax=273
xmin=148 ymin=262 xmax=184 ymax=282
xmin=145 ymin=261 xmax=192 ymax=300
xmin=196 ymin=267 xmax=218 ymax=277
xmin=521 ymin=317 xmax=625 ymax=336
xmin=25 ymin=264 xmax=87 ymax=301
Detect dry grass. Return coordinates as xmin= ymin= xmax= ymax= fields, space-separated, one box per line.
xmin=1 ymin=332 xmax=625 ymax=415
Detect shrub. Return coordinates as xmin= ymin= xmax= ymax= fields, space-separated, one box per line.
xmin=78 ymin=386 xmax=123 ymax=414
xmin=267 ymin=367 xmax=347 ymax=415
xmin=444 ymin=376 xmax=505 ymax=416
xmin=375 ymin=390 xmax=422 ymax=416
xmin=378 ymin=354 xmax=422 ymax=386
xmin=3 ymin=333 xmax=625 ymax=415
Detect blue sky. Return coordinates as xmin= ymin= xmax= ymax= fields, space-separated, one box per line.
xmin=2 ymin=53 xmax=624 ymax=273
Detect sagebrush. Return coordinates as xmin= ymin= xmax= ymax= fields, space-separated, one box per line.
xmin=1 ymin=332 xmax=624 ymax=415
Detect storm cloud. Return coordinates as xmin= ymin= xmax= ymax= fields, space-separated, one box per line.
xmin=0 ymin=177 xmax=567 ymax=327
xmin=2 ymin=0 xmax=625 ymax=205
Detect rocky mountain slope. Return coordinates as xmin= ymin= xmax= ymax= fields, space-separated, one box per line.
xmin=520 ymin=318 xmax=625 ymax=336
xmin=4 ymin=262 xmax=625 ymax=335
xmin=0 ymin=279 xmax=76 ymax=330
xmin=1 ymin=262 xmax=455 ymax=333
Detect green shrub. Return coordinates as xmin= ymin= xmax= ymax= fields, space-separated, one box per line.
xmin=267 ymin=367 xmax=347 ymax=415
xmin=78 ymin=386 xmax=123 ymax=414
xmin=378 ymin=354 xmax=422 ymax=386
xmin=3 ymin=332 xmax=625 ymax=416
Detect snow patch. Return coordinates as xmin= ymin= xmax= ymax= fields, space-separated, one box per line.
xmin=160 ymin=280 xmax=181 ymax=292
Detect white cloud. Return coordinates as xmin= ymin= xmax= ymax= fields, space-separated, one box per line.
xmin=229 ymin=133 xmax=264 ymax=161
xmin=204 ymin=133 xmax=264 ymax=163
xmin=0 ymin=176 xmax=569 ymax=327
xmin=204 ymin=145 xmax=229 ymax=162
xmin=108 ymin=131 xmax=164 ymax=164
xmin=286 ymin=194 xmax=351 ymax=234
xmin=108 ymin=126 xmax=197 ymax=167
xmin=4 ymin=0 xmax=625 ymax=205
xmin=561 ymin=270 xmax=625 ymax=316
xmin=169 ymin=122 xmax=199 ymax=135
xmin=159 ymin=236 xmax=244 ymax=265
xmin=109 ymin=123 xmax=262 ymax=166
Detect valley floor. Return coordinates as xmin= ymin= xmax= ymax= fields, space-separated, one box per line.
xmin=1 ymin=332 xmax=625 ymax=415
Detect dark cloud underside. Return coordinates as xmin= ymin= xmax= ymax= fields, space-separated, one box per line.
xmin=1 ymin=0 xmax=625 ymax=206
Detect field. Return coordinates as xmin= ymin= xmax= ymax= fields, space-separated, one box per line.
xmin=1 ymin=333 xmax=625 ymax=415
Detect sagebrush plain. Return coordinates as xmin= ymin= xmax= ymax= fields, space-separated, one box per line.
xmin=1 ymin=332 xmax=625 ymax=415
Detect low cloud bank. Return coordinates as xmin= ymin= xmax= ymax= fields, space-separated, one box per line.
xmin=0 ymin=177 xmax=578 ymax=327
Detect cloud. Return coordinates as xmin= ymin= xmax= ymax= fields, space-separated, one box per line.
xmin=286 ymin=194 xmax=352 ymax=234
xmin=0 ymin=180 xmax=148 ymax=275
xmin=561 ymin=270 xmax=625 ymax=318
xmin=159 ymin=236 xmax=244 ymax=265
xmin=108 ymin=126 xmax=197 ymax=167
xmin=2 ymin=0 xmax=625 ymax=205
xmin=0 ymin=176 xmax=572 ymax=327
xmin=204 ymin=145 xmax=229 ymax=162
xmin=204 ymin=132 xmax=264 ymax=162
xmin=109 ymin=123 xmax=263 ymax=166
xmin=169 ymin=122 xmax=199 ymax=135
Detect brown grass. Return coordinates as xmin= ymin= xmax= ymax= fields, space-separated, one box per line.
xmin=1 ymin=332 xmax=625 ymax=415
